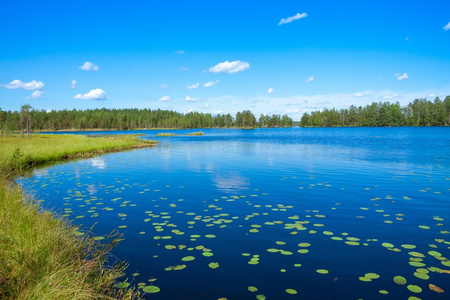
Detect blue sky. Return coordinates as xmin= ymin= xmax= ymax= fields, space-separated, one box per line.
xmin=1 ymin=0 xmax=450 ymax=120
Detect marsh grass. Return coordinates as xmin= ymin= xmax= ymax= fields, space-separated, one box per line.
xmin=187 ymin=131 xmax=204 ymax=136
xmin=0 ymin=179 xmax=139 ymax=299
xmin=0 ymin=134 xmax=155 ymax=299
xmin=0 ymin=134 xmax=156 ymax=176
xmin=156 ymin=132 xmax=176 ymax=137
xmin=156 ymin=131 xmax=204 ymax=137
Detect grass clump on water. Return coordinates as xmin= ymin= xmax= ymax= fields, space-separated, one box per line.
xmin=187 ymin=131 xmax=204 ymax=136
xmin=156 ymin=131 xmax=204 ymax=137
xmin=0 ymin=134 xmax=155 ymax=299
xmin=156 ymin=132 xmax=176 ymax=137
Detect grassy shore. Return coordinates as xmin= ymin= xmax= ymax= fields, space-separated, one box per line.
xmin=0 ymin=134 xmax=156 ymax=299
xmin=0 ymin=134 xmax=156 ymax=176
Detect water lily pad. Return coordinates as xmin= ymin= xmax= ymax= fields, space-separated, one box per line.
xmin=208 ymin=262 xmax=219 ymax=269
xmin=428 ymin=251 xmax=441 ymax=257
xmin=205 ymin=234 xmax=216 ymax=238
xmin=429 ymin=284 xmax=444 ymax=293
xmin=285 ymin=289 xmax=297 ymax=295
xmin=203 ymin=252 xmax=214 ymax=257
xmin=393 ymin=276 xmax=407 ymax=285
xmin=256 ymin=295 xmax=266 ymax=300
xmin=359 ymin=276 xmax=372 ymax=282
xmin=365 ymin=273 xmax=380 ymax=279
xmin=409 ymin=252 xmax=425 ymax=258
xmin=181 ymin=256 xmax=196 ymax=262
xmin=316 ymin=269 xmax=329 ymax=274
xmin=142 ymin=286 xmax=160 ymax=293
xmin=379 ymin=290 xmax=389 ymax=294
xmin=418 ymin=225 xmax=430 ymax=230
xmin=409 ymin=262 xmax=426 ymax=267
xmin=248 ymin=286 xmax=258 ymax=292
xmin=345 ymin=241 xmax=360 ymax=246
xmin=407 ymin=285 xmax=422 ymax=293
xmin=173 ymin=264 xmax=187 ymax=270
xmin=280 ymin=251 xmax=293 ymax=255
xmin=441 ymin=261 xmax=450 ymax=267
xmin=382 ymin=242 xmax=394 ymax=248
xmin=413 ymin=272 xmax=429 ymax=280
xmin=267 ymin=248 xmax=279 ymax=253
xmin=298 ymin=243 xmax=311 ymax=247
xmin=401 ymin=244 xmax=416 ymax=249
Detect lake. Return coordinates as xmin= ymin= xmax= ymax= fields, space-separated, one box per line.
xmin=18 ymin=127 xmax=450 ymax=299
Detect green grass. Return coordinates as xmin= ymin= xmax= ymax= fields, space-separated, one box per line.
xmin=0 ymin=134 xmax=156 ymax=299
xmin=0 ymin=134 xmax=156 ymax=176
xmin=187 ymin=131 xmax=204 ymax=136
xmin=156 ymin=131 xmax=204 ymax=137
xmin=156 ymin=132 xmax=176 ymax=137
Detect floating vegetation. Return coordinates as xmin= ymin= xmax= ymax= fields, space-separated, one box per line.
xmin=181 ymin=256 xmax=195 ymax=262
xmin=394 ymin=276 xmax=407 ymax=285
xmin=142 ymin=285 xmax=160 ymax=293
xmin=407 ymin=285 xmax=422 ymax=293
xmin=208 ymin=262 xmax=219 ymax=269
xmin=16 ymin=129 xmax=450 ymax=300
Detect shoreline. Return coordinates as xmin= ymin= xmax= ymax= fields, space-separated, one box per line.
xmin=0 ymin=134 xmax=155 ymax=299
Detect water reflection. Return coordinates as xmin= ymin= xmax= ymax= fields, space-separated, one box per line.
xmin=89 ymin=157 xmax=107 ymax=169
xmin=213 ymin=172 xmax=250 ymax=193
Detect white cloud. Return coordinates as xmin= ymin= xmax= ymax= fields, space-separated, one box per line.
xmin=278 ymin=12 xmax=307 ymax=26
xmin=267 ymin=88 xmax=274 ymax=94
xmin=70 ymin=80 xmax=77 ymax=88
xmin=383 ymin=94 xmax=398 ymax=99
xmin=209 ymin=60 xmax=250 ymax=74
xmin=180 ymin=67 xmax=188 ymax=71
xmin=78 ymin=62 xmax=99 ymax=71
xmin=158 ymin=95 xmax=170 ymax=102
xmin=74 ymin=88 xmax=107 ymax=100
xmin=176 ymin=50 xmax=185 ymax=54
xmin=305 ymin=76 xmax=314 ymax=83
xmin=26 ymin=90 xmax=44 ymax=99
xmin=160 ymin=84 xmax=168 ymax=89
xmin=396 ymin=73 xmax=409 ymax=81
xmin=185 ymin=96 xmax=196 ymax=102
xmin=3 ymin=79 xmax=44 ymax=90
xmin=186 ymin=83 xmax=200 ymax=89
xmin=444 ymin=22 xmax=450 ymax=31
xmin=204 ymin=80 xmax=219 ymax=87
xmin=354 ymin=92 xmax=363 ymax=97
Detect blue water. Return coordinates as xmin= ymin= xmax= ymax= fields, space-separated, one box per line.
xmin=19 ymin=128 xmax=450 ymax=299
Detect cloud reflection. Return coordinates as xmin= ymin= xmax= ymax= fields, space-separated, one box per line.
xmin=213 ymin=172 xmax=250 ymax=193
xmin=89 ymin=157 xmax=107 ymax=169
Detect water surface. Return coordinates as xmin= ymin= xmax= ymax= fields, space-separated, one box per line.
xmin=19 ymin=127 xmax=450 ymax=299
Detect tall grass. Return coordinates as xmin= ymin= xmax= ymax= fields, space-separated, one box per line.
xmin=0 ymin=134 xmax=156 ymax=176
xmin=0 ymin=134 xmax=155 ymax=299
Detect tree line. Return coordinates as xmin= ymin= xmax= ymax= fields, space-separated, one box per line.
xmin=0 ymin=107 xmax=293 ymax=136
xmin=300 ymin=96 xmax=450 ymax=127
